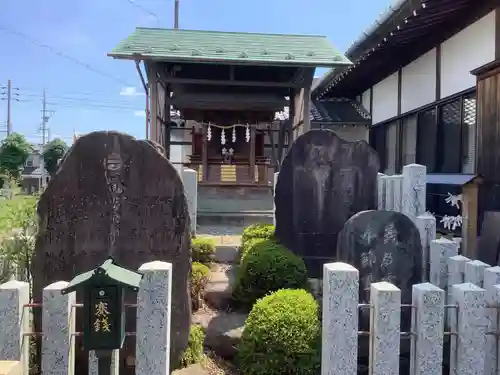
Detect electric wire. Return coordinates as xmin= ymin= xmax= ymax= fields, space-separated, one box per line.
xmin=0 ymin=25 xmax=133 ymax=87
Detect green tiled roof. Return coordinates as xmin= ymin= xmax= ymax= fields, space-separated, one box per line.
xmin=108 ymin=28 xmax=351 ymax=68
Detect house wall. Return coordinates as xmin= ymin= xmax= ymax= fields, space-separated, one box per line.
xmin=401 ymin=48 xmax=437 ymax=113
xmin=440 ymin=11 xmax=496 ymax=98
xmin=364 ymin=11 xmax=496 ymax=125
xmin=371 ymin=72 xmax=399 ymax=123
xmin=361 ymin=89 xmax=371 ymax=114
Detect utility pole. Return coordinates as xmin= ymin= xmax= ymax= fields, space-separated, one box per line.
xmin=40 ymin=88 xmax=52 ymax=190
xmin=174 ymin=0 xmax=179 ymax=29
xmin=6 ymin=80 xmax=11 ymax=136
xmin=41 ymin=89 xmax=47 ymax=144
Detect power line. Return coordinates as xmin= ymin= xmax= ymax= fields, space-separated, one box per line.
xmin=19 ymin=93 xmax=140 ymax=107
xmin=0 ymin=26 xmax=134 ymax=87
xmin=125 ymin=0 xmax=160 ymax=22
xmin=14 ymin=98 xmax=143 ymax=112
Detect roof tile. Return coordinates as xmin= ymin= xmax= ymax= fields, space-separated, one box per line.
xmin=109 ymin=28 xmax=351 ymax=67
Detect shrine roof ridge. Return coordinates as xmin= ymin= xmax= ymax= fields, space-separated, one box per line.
xmin=108 ymin=27 xmax=351 ymax=68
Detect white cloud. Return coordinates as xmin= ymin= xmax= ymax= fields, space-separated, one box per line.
xmin=134 ymin=110 xmax=146 ymax=117
xmin=120 ymin=87 xmax=144 ymax=96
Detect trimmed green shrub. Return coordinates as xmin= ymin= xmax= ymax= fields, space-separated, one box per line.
xmin=190 ymin=262 xmax=210 ymax=311
xmin=240 ymin=223 xmax=275 ymax=250
xmin=180 ymin=324 xmax=205 ymax=367
xmin=232 ymin=239 xmax=308 ymax=308
xmin=237 ymin=289 xmax=320 ymax=375
xmin=239 ymin=237 xmax=267 ymax=265
xmin=191 ymin=236 xmax=216 ymax=264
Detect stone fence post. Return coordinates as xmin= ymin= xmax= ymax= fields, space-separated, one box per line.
xmin=42 ymin=281 xmax=75 ymax=375
xmin=136 ymin=261 xmax=173 ymax=375
xmin=464 ymin=260 xmax=490 ymax=287
xmin=483 ymin=267 xmax=500 ymax=375
xmin=417 ymin=214 xmax=437 ymax=281
xmin=370 ymin=282 xmax=401 ymax=375
xmin=321 ymin=263 xmax=358 ymax=375
xmin=410 ymin=283 xmax=444 ymax=375
xmin=402 ymin=164 xmax=426 ymax=220
xmin=446 ymin=255 xmax=470 ymax=328
xmin=450 ymin=283 xmax=487 ymax=375
xmin=429 ymin=238 xmax=458 ymax=289
xmin=0 ymin=281 xmax=29 ymax=373
xmin=182 ymin=168 xmax=198 ymax=236
xmin=377 ymin=173 xmax=386 ymax=210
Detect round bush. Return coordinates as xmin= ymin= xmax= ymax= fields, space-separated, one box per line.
xmin=190 ymin=262 xmax=210 ymax=311
xmin=239 ymin=237 xmax=267 ymax=265
xmin=191 ymin=236 xmax=216 ymax=264
xmin=241 ymin=223 xmax=275 ymax=250
xmin=237 ymin=289 xmax=320 ymax=375
xmin=180 ymin=324 xmax=205 ymax=367
xmin=232 ymin=239 xmax=308 ymax=308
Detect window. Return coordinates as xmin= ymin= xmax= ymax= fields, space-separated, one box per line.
xmin=384 ymin=121 xmax=398 ymax=174
xmin=401 ymin=115 xmax=417 ymax=165
xmin=438 ymin=99 xmax=462 ymax=173
xmin=462 ymin=94 xmax=476 ymax=173
xmin=415 ymin=92 xmax=477 ymax=174
xmin=370 ymin=126 xmax=386 ymax=171
xmin=416 ymin=108 xmax=437 ymax=172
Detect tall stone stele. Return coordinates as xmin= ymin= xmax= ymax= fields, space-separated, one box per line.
xmin=31 ymin=131 xmax=191 ymax=374
xmin=274 ymin=129 xmax=379 ymax=277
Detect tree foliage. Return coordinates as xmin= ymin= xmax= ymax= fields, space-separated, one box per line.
xmin=0 ymin=133 xmax=32 ymax=179
xmin=42 ymin=138 xmax=68 ymax=176
xmin=0 ymin=183 xmax=38 ymax=285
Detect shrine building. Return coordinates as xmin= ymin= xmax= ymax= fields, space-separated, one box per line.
xmin=108 ymin=28 xmax=370 ymax=219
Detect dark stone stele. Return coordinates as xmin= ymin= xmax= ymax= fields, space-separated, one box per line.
xmin=336 ymin=210 xmax=422 ymax=333
xmin=31 ymin=131 xmax=191 ymax=373
xmin=274 ymin=129 xmax=380 ymax=278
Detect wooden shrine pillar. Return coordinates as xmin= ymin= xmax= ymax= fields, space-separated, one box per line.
xmin=250 ymin=125 xmax=256 ymax=180
xmin=472 ymin=59 xmax=500 ymax=231
xmin=201 ymin=123 xmax=208 ymax=182
xmin=461 ymin=178 xmax=482 ymax=259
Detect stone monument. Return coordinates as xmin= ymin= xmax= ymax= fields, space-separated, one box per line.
xmin=31 ymin=131 xmax=191 ymax=373
xmin=336 ymin=209 xmax=422 ymax=359
xmin=274 ymin=129 xmax=379 ymax=277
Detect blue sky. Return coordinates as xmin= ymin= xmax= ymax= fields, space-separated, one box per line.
xmin=1 ymin=0 xmax=390 ymax=145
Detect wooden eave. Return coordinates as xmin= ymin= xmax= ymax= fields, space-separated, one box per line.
xmin=316 ymin=0 xmax=496 ymax=98
xmin=471 ymin=58 xmax=500 ymax=80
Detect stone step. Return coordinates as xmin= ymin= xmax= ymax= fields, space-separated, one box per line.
xmin=204 ymin=264 xmax=237 ymax=310
xmin=197 ymin=211 xmax=273 ymax=227
xmin=192 ymin=307 xmax=247 ymax=359
xmin=212 ymin=245 xmax=240 ymax=264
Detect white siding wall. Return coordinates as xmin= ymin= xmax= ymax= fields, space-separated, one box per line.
xmin=401 ymin=48 xmax=437 ymax=113
xmin=365 ymin=11 xmax=496 ymax=124
xmin=371 ymin=72 xmax=398 ymax=123
xmin=440 ymin=11 xmax=496 ymax=98
xmin=362 ymin=89 xmax=371 ymax=113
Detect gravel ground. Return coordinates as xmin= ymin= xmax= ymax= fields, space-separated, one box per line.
xmin=202 ymin=351 xmax=239 ymax=375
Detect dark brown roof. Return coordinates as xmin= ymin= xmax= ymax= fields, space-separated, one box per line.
xmin=310 ymin=98 xmax=370 ymax=124
xmin=314 ymin=0 xmax=493 ymax=98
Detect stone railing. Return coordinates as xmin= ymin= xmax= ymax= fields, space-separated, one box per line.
xmin=0 ymin=261 xmax=172 ymax=375
xmin=0 ymin=253 xmax=499 ymax=374
xmin=322 ymin=255 xmax=499 ymax=375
